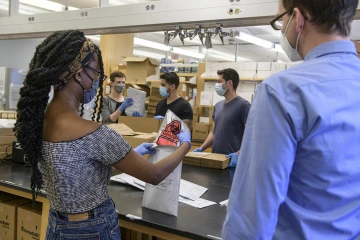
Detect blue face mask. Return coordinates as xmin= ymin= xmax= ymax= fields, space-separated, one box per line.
xmin=160 ymin=86 xmax=171 ymax=98
xmin=77 ymin=66 xmax=103 ymax=104
xmin=82 ymin=79 xmax=99 ymax=104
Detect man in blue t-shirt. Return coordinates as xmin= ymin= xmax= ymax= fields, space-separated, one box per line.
xmin=193 ymin=68 xmax=250 ymax=167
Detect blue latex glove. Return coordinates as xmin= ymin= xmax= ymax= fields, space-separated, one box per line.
xmin=132 ymin=111 xmax=142 ymax=117
xmin=154 ymin=115 xmax=164 ymax=120
xmin=177 ymin=131 xmax=191 ymax=148
xmin=193 ymin=148 xmax=203 ymax=152
xmin=134 ymin=143 xmax=156 ymax=156
xmin=119 ymin=98 xmax=134 ymax=113
xmin=226 ymin=152 xmax=239 ymax=168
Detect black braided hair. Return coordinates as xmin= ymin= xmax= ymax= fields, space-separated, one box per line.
xmin=91 ymin=45 xmax=105 ymax=122
xmin=14 ymin=30 xmax=104 ymax=201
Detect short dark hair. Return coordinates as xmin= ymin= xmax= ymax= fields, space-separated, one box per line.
xmin=160 ymin=72 xmax=180 ymax=89
xmin=217 ymin=68 xmax=240 ymax=90
xmin=110 ymin=71 xmax=126 ymax=83
xmin=282 ymin=0 xmax=358 ymax=36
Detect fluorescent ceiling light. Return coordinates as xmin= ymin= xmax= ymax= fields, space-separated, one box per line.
xmin=134 ymin=37 xmax=171 ymax=51
xmin=134 ymin=37 xmax=205 ymax=59
xmin=172 ymin=47 xmax=205 ymax=59
xmin=236 ymin=32 xmax=275 ymax=49
xmin=20 ymin=0 xmax=79 ymax=12
xmin=133 ymin=49 xmax=165 ymax=60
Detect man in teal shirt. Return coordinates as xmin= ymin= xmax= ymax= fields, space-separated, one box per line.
xmin=223 ymin=0 xmax=360 ymax=239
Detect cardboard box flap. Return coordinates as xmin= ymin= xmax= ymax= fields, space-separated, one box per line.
xmin=124 ymin=57 xmax=159 ymax=66
xmin=202 ymin=153 xmax=229 ymax=162
xmin=185 ymin=152 xmax=211 ymax=158
xmin=107 ymin=123 xmax=135 ymax=136
xmin=2 ymin=197 xmax=31 ymax=207
xmin=19 ymin=202 xmax=42 ymax=215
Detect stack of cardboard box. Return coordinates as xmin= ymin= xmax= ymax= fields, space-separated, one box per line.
xmin=0 ymin=128 xmax=16 ymax=160
xmin=183 ymin=152 xmax=229 ymax=169
xmin=17 ymin=202 xmax=42 ymax=240
xmin=0 ymin=193 xmax=36 ymax=240
xmin=147 ymin=86 xmax=162 ymax=118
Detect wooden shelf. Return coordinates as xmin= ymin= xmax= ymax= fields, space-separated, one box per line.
xmin=177 ymin=73 xmax=198 ymax=77
xmin=126 ymin=82 xmax=149 ymax=85
xmin=202 ymin=77 xmax=264 ymax=81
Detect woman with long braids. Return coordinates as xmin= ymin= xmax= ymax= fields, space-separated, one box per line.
xmin=14 ymin=30 xmax=191 ymax=239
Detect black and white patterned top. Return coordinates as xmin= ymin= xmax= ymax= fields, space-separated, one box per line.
xmin=40 ymin=124 xmax=131 ymax=214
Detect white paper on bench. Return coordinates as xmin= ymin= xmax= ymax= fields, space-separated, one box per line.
xmin=179 ymin=197 xmax=217 ymax=209
xmin=111 ymin=174 xmax=208 ymax=201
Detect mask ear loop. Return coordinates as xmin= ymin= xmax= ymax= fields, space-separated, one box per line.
xmin=284 ymin=12 xmax=295 ymax=38
xmin=295 ymin=21 xmax=304 ymax=52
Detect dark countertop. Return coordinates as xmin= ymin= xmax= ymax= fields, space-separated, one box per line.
xmin=0 ymin=162 xmax=235 ymax=239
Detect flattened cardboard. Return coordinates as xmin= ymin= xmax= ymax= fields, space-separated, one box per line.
xmin=17 ymin=202 xmax=42 ymax=240
xmin=183 ymin=152 xmax=211 ymax=167
xmin=183 ymin=153 xmax=229 ymax=169
xmin=0 ymin=197 xmax=31 ymax=240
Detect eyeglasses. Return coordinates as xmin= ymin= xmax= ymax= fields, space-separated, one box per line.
xmin=85 ymin=65 xmax=108 ymax=82
xmin=270 ymin=11 xmax=288 ymax=31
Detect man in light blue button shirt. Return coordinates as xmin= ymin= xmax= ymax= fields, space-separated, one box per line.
xmin=222 ymin=0 xmax=360 ymax=239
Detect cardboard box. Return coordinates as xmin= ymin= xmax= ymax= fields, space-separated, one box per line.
xmin=183 ymin=153 xmax=229 ymax=169
xmin=192 ymin=123 xmax=209 ymax=141
xmin=199 ymin=117 xmax=210 ymax=124
xmin=123 ymin=134 xmax=156 ymax=149
xmin=118 ymin=116 xmax=162 ymax=133
xmin=352 ymin=40 xmax=360 ymax=57
xmin=192 ymin=107 xmax=199 ymax=115
xmin=0 ymin=193 xmax=17 ymax=203
xmin=124 ymin=57 xmax=159 ymax=83
xmin=192 ymin=114 xmax=199 ymax=123
xmin=201 ymin=153 xmax=230 ymax=169
xmin=0 ymin=128 xmax=15 ymax=136
xmin=0 ymin=197 xmax=31 ymax=240
xmin=17 ymin=202 xmax=42 ymax=240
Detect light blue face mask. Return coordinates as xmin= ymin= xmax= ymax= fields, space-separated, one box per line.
xmin=83 ymin=79 xmax=99 ymax=104
xmin=160 ymin=86 xmax=171 ymax=98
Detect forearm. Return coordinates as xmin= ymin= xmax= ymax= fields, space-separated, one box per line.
xmin=110 ymin=108 xmax=121 ymax=122
xmin=200 ymin=131 xmax=214 ymax=151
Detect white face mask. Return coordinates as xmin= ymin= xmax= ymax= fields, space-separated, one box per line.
xmin=281 ymin=12 xmax=304 ymax=62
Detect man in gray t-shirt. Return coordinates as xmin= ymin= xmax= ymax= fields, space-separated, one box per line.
xmin=193 ymin=68 xmax=250 ymax=167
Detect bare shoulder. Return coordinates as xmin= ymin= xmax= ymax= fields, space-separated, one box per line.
xmin=43 ymin=112 xmax=101 ymax=142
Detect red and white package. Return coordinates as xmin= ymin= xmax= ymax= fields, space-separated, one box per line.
xmin=153 ymin=110 xmax=190 ymax=147
xmin=142 ymin=110 xmax=190 ymax=216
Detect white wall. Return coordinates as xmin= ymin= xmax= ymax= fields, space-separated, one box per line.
xmin=0 ymin=38 xmax=44 ymax=70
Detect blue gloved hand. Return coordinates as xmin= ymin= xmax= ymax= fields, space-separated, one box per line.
xmin=132 ymin=111 xmax=142 ymax=117
xmin=134 ymin=143 xmax=156 ymax=156
xmin=193 ymin=148 xmax=202 ymax=153
xmin=226 ymin=152 xmax=239 ymax=168
xmin=119 ymin=98 xmax=134 ymax=113
xmin=154 ymin=115 xmax=164 ymax=120
xmin=177 ymin=131 xmax=191 ymax=148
